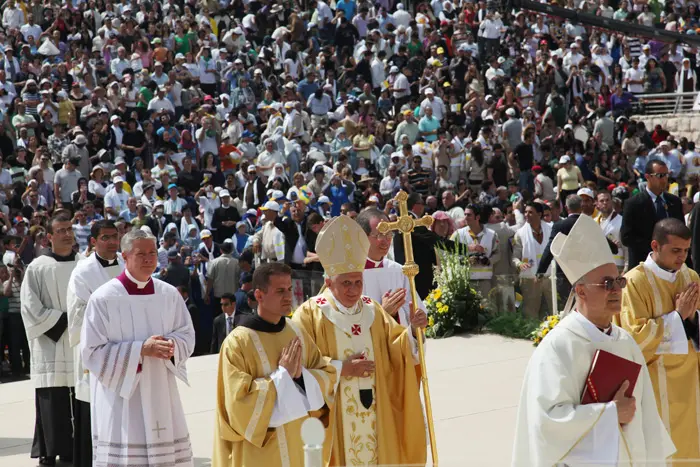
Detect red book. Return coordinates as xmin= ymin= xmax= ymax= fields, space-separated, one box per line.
xmin=581 ymin=350 xmax=642 ymax=404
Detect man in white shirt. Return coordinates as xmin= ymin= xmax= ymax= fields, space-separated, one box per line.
xmin=379 ymin=164 xmax=401 ymax=198
xmin=393 ymin=3 xmax=412 ymax=27
xmin=419 ymin=88 xmax=446 ymax=121
xmin=110 ymin=47 xmax=130 ymax=80
xmin=104 ymin=177 xmax=130 ymax=220
xmin=477 ymin=11 xmax=504 ymax=59
xmin=20 ymin=14 xmax=42 ymax=42
xmin=147 ymin=87 xmax=176 ymax=114
xmin=2 ymin=0 xmax=24 ymax=29
xmin=624 ymin=57 xmax=645 ymax=93
xmin=485 ymin=57 xmax=505 ymax=92
xmin=563 ymin=43 xmax=584 ymax=72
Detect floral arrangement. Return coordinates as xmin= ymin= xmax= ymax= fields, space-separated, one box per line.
xmin=424 ymin=244 xmax=485 ymax=338
xmin=531 ymin=314 xmax=562 ymax=346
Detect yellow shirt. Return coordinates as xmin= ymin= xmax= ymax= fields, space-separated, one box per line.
xmin=557 ymin=166 xmax=581 ymax=191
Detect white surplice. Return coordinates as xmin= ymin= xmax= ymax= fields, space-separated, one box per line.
xmin=80 ymin=273 xmax=195 ymax=467
xmin=512 ymin=311 xmax=675 ymax=467
xmin=67 ymin=253 xmax=124 ymax=402
xmin=20 ymin=254 xmax=81 ymax=388
xmin=363 ymin=257 xmax=426 ymax=328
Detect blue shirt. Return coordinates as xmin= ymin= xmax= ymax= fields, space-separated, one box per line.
xmin=336 ymin=0 xmax=356 ymax=19
xmin=328 ymin=185 xmax=349 ymax=216
xmin=418 ymin=116 xmax=440 ymax=142
xmin=297 ymin=79 xmax=320 ymax=102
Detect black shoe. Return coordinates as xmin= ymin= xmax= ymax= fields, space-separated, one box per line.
xmin=38 ymin=457 xmax=56 ymax=466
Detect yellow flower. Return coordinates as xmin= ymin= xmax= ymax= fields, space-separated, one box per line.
xmin=428 ymin=316 xmax=435 ymax=327
xmin=435 ymin=301 xmax=443 ymax=309
xmin=433 ymin=289 xmax=442 ymax=300
xmin=438 ymin=305 xmax=448 ymax=315
xmin=542 ymin=328 xmax=549 ymax=337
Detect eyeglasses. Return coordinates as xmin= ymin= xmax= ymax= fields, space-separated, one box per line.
xmin=648 ymin=173 xmax=669 ymax=179
xmin=582 ymin=276 xmax=627 ymax=291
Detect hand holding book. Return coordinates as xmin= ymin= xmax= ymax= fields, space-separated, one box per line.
xmin=613 ymin=380 xmax=636 ymax=425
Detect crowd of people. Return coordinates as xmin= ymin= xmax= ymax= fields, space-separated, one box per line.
xmin=0 ymin=0 xmax=700 ymax=463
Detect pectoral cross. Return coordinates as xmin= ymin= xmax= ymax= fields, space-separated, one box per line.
xmin=376 ymin=190 xmax=438 ymax=464
xmin=152 ymin=421 xmax=166 ymax=439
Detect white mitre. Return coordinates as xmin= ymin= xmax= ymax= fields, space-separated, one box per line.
xmin=551 ymin=214 xmax=615 ymax=285
xmin=315 ymin=215 xmax=370 ymax=276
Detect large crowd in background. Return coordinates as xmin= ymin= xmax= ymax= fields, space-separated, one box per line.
xmin=1 ymin=0 xmax=700 ymax=375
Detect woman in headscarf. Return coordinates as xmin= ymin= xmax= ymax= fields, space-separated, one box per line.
xmin=266 ymin=162 xmax=291 ymax=192
xmin=162 ymin=222 xmax=182 ymax=248
xmin=232 ymin=221 xmax=252 ymax=257
xmin=178 ymin=129 xmax=199 ymax=163
xmin=430 ymin=210 xmax=457 ymax=239
xmin=88 ymin=165 xmax=108 ymax=199
xmin=179 ymin=205 xmax=201 ymax=240
xmin=182 ymin=224 xmax=201 ymax=250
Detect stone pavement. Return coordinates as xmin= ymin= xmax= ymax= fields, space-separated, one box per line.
xmin=0 ymin=334 xmax=533 ymax=467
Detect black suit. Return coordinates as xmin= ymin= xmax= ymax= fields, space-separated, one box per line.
xmin=278 ymin=216 xmax=307 ymax=267
xmin=211 ymin=313 xmax=242 ymax=354
xmin=393 ymin=224 xmax=456 ymax=300
xmin=621 ymin=191 xmax=684 ymax=269
xmin=538 ymin=214 xmax=619 ymax=307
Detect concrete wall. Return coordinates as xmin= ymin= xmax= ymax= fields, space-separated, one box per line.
xmin=634 ymin=113 xmax=700 ymax=142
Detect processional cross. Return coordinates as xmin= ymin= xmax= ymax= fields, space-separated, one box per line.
xmin=377 ymin=190 xmax=438 ymax=464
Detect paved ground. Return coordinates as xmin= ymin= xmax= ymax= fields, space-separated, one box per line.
xmin=0 ymin=334 xmax=533 ymax=467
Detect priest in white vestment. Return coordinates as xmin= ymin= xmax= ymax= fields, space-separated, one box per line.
xmin=595 ymin=191 xmax=626 ymax=273
xmin=512 ymin=214 xmax=675 ymax=466
xmin=81 ymin=229 xmax=195 ymax=467
xmin=67 ymin=220 xmax=125 ymax=467
xmin=20 ymin=212 xmax=81 ymax=465
xmin=356 ymin=207 xmax=425 ymax=330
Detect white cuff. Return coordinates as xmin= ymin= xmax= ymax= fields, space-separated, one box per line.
xmin=301 ymin=367 xmax=324 ymax=412
xmin=268 ymin=367 xmax=309 ymax=428
xmin=656 ymin=311 xmax=689 ymax=355
xmin=562 ymin=402 xmax=620 ymax=465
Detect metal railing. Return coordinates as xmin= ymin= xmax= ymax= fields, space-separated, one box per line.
xmin=633 ymin=91 xmax=699 ymax=115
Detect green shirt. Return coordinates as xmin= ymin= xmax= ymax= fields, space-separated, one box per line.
xmin=137 ymin=87 xmax=153 ymax=109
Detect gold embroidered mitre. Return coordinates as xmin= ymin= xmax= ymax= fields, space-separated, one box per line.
xmin=315 ymin=215 xmax=370 ymax=276
xmin=551 ymin=214 xmax=615 ymax=284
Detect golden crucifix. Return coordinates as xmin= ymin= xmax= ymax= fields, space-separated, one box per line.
xmin=377 ymin=190 xmax=438 ymax=465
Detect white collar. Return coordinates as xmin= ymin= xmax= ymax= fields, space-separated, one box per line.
xmin=644 ymin=253 xmax=678 ymax=283
xmin=125 ymin=268 xmax=149 ymax=289
xmin=646 ymin=187 xmax=663 ymax=203
xmin=366 ymin=257 xmax=383 ymax=268
xmin=573 ymin=311 xmax=614 ymax=341
xmin=328 ymin=289 xmax=361 ymax=315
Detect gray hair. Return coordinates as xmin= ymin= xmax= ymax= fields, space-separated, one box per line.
xmin=121 ymin=229 xmax=157 ymax=253
xmin=565 ymin=194 xmax=582 ymax=213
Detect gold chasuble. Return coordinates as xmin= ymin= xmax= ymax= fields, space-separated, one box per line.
xmin=212 ymin=316 xmax=339 ymax=467
xmin=292 ymin=289 xmax=427 ymax=466
xmin=615 ymin=257 xmax=700 ymax=461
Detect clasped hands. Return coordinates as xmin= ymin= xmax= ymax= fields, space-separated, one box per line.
xmin=381 ymin=288 xmax=428 ymax=330
xmin=675 ymin=282 xmax=700 ymax=321
xmin=142 ymin=335 xmax=175 ymax=359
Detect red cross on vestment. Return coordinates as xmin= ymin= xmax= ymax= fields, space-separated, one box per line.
xmin=315 ymin=297 xmax=328 ymax=305
xmin=351 ymin=324 xmax=362 ymax=336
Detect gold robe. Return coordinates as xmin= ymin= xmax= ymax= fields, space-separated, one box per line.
xmin=615 ymin=260 xmax=700 ymax=461
xmin=291 ymin=290 xmax=427 ymax=466
xmin=212 ymin=317 xmax=338 ymax=467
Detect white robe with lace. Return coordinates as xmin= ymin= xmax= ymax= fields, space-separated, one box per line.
xmin=80 ymin=273 xmax=195 ymax=467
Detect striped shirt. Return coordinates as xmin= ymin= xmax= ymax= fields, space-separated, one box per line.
xmin=4 ymin=279 xmax=21 ymax=313
xmin=73 ymin=223 xmax=92 ymax=252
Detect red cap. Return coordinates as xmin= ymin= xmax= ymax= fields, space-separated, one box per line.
xmin=440 ymin=20 xmax=449 ymax=26
xmin=204 ymin=95 xmax=213 ymax=101
xmin=607 ymin=183 xmax=617 ymax=192
xmin=540 ymin=39 xmax=547 ymax=45
xmin=532 ymin=165 xmax=543 ymax=172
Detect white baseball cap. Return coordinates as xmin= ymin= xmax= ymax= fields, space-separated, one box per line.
xmin=559 ymin=155 xmax=571 ymax=164
xmin=577 ymin=187 xmax=595 ymax=199
xmin=260 ymin=201 xmax=280 ymax=212
xmin=318 ymin=195 xmax=332 ymax=205
xmin=219 ymin=189 xmax=231 ymax=198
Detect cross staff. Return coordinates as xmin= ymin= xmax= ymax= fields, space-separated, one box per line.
xmin=377 ymin=190 xmax=438 ymax=465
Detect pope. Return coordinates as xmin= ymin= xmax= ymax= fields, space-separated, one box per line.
xmin=292 ymin=215 xmax=428 ymax=466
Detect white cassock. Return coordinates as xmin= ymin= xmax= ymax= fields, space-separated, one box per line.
xmin=363 ymin=257 xmax=426 ymax=329
xmin=67 ymin=253 xmax=125 ymax=402
xmin=512 ymin=311 xmax=675 ymax=467
xmin=81 ymin=270 xmax=195 ymax=467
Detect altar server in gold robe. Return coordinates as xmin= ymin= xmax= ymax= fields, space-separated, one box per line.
xmin=213 ymin=262 xmax=339 ymax=467
xmin=292 ymin=215 xmax=428 ymax=466
xmin=615 ymin=218 xmax=700 ymax=461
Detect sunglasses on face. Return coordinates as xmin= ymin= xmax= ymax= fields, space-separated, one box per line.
xmin=649 ymin=173 xmax=668 ymax=179
xmin=584 ymin=276 xmax=627 ymax=291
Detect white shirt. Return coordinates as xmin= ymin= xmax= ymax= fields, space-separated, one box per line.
xmin=392 ymin=73 xmax=410 ymax=98
xmin=20 ymin=23 xmax=42 ymax=42
xmin=104 ymin=188 xmax=129 ymax=219
xmin=2 ymin=7 xmax=24 ymax=29
xmin=419 ymin=96 xmax=446 ymax=121
xmin=371 ymin=58 xmax=386 ymax=89
xmin=624 ymin=67 xmax=645 ymax=93
xmin=147 ymin=97 xmax=175 ymax=113
xmin=478 ymin=18 xmax=504 ymax=39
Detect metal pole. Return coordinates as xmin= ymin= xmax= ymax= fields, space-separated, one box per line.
xmin=550 ymin=259 xmax=558 ymax=316
xmin=302 ymin=418 xmax=325 ymax=467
